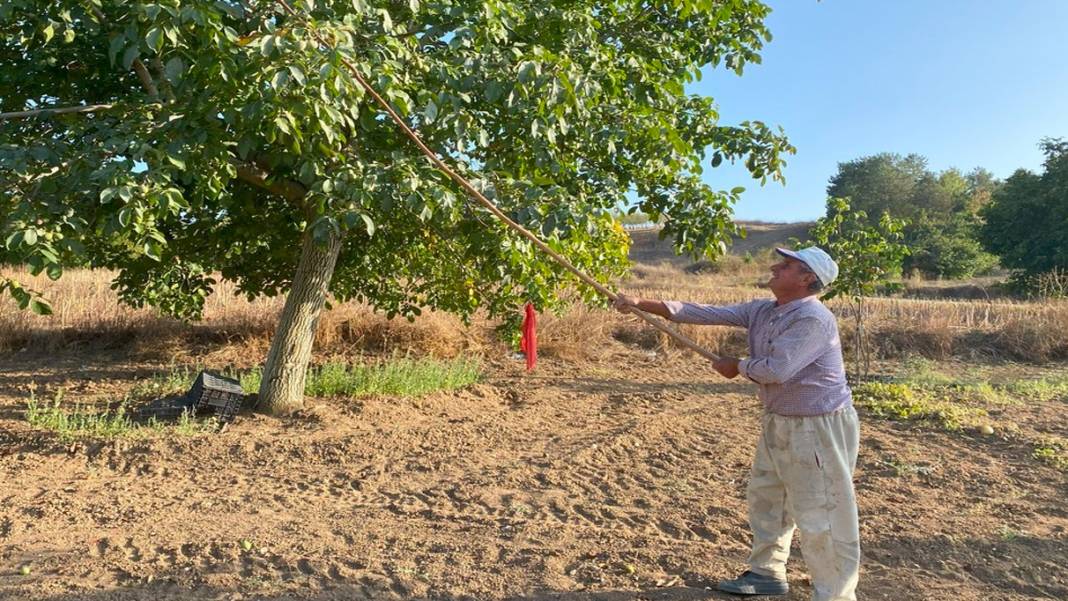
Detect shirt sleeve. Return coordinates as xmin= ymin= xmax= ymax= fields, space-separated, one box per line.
xmin=663 ymin=300 xmax=758 ymax=327
xmin=738 ymin=316 xmax=830 ymax=384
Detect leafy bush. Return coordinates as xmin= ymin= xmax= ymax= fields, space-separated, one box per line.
xmin=852 ymin=381 xmax=987 ymax=431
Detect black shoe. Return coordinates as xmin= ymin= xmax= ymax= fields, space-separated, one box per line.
xmin=716 ymin=570 xmax=789 ymax=596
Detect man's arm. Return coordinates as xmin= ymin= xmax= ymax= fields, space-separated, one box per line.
xmin=613 ymin=295 xmax=672 ymax=319
xmin=738 ymin=317 xmax=830 ymax=384
xmin=614 ymin=295 xmax=756 ymax=327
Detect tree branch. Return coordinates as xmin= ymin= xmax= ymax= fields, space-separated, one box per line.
xmin=0 ymin=104 xmax=114 ymax=121
xmin=133 ymin=59 xmax=160 ymax=98
xmin=231 ymin=159 xmax=308 ymax=206
xmin=87 ymin=4 xmax=160 ymax=98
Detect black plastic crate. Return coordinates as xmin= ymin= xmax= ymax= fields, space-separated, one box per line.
xmin=136 ymin=394 xmax=196 ymax=421
xmin=187 ymin=371 xmax=247 ymax=423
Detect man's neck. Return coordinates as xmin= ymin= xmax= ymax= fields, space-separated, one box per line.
xmin=773 ymin=290 xmax=816 ymax=307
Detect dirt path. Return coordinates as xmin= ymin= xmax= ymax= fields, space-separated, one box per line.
xmin=0 ymin=352 xmax=1065 ymax=601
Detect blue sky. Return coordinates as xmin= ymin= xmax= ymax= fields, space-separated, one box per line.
xmin=693 ymin=0 xmax=1068 ymax=222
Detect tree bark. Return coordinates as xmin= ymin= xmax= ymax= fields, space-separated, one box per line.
xmin=852 ymin=299 xmax=863 ymax=382
xmin=257 ymin=227 xmax=343 ymax=414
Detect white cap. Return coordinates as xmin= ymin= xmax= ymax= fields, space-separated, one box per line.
xmin=775 ymin=246 xmax=838 ymax=286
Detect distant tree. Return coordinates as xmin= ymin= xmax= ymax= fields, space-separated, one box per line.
xmin=910 ymin=172 xmax=957 ymax=216
xmin=980 ymin=138 xmax=1068 ymax=277
xmin=0 ymin=0 xmax=794 ymax=412
xmin=826 ymin=154 xmax=998 ymax=279
xmin=902 ymin=212 xmax=997 ymax=279
xmin=806 ymin=198 xmax=908 ymax=379
xmin=962 ymin=167 xmax=999 ymax=213
xmin=827 ymin=153 xmax=928 ymax=220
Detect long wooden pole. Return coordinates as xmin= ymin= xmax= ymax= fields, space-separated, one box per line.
xmin=274 ymin=0 xmax=721 ymax=362
xmin=0 ymin=104 xmax=114 ymax=122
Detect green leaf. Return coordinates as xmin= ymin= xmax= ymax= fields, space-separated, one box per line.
xmin=23 ymin=229 xmax=37 ymax=246
xmin=261 ymin=35 xmax=277 ymax=57
xmin=166 ymin=156 xmax=186 ymax=170
xmin=63 ymin=28 xmax=75 ymax=43
xmin=485 ymin=82 xmax=504 ymax=103
xmin=122 ymin=45 xmax=141 ymax=70
xmin=288 ymin=65 xmax=306 ymax=86
xmin=42 ymin=23 xmax=54 ymax=43
xmin=143 ymin=241 xmax=162 ymax=261
xmin=423 ymin=99 xmax=438 ymax=123
xmin=517 ymin=61 xmax=538 ymax=84
xmin=271 ymin=70 xmax=290 ymax=90
xmin=30 ymin=298 xmax=52 ymax=316
xmin=164 ymin=57 xmax=184 ymax=84
xmin=146 ymin=27 xmax=164 ymax=53
xmin=378 ymin=9 xmax=393 ymax=32
xmin=108 ymin=35 xmax=126 ymax=66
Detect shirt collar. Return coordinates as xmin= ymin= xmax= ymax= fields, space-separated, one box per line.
xmin=772 ymin=294 xmax=819 ymax=315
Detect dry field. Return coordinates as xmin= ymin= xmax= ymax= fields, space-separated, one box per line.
xmin=0 ymin=224 xmax=1065 ymax=601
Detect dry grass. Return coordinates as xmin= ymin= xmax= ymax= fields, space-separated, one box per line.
xmin=4 ymin=255 xmax=1068 ymax=365
xmin=618 ymin=261 xmax=1068 ymax=362
xmin=0 ymin=267 xmax=487 ymax=364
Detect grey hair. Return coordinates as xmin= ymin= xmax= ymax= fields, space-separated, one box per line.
xmin=799 ymin=263 xmax=824 ymax=292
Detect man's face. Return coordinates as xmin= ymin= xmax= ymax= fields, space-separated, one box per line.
xmin=769 ymin=255 xmax=816 ymax=296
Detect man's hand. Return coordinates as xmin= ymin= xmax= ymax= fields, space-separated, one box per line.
xmin=613 ymin=294 xmax=639 ymax=313
xmin=713 ymin=357 xmax=741 ymax=379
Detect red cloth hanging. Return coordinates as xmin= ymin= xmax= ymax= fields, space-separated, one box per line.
xmin=520 ymin=302 xmax=537 ymax=371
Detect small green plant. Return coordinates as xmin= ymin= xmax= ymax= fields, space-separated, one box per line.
xmin=893 ymin=359 xmax=1067 ymax=406
xmin=128 ymin=366 xmax=198 ymax=400
xmin=805 ymin=197 xmax=909 ymax=379
xmin=998 ymin=525 xmax=1021 ymax=541
xmin=240 ymin=355 xmax=480 ymax=398
xmin=874 ymin=456 xmax=934 ymax=477
xmin=852 ymin=382 xmax=987 ymax=431
xmin=896 ymin=357 xmax=958 ymax=388
xmin=26 ymin=390 xmax=137 ymax=440
xmin=25 ymin=388 xmax=214 ymax=440
xmin=1003 ymin=377 xmax=1068 ymax=403
xmin=1031 ymin=437 xmax=1067 ymax=471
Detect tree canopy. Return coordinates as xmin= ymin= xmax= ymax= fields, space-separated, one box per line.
xmin=826 ymin=153 xmax=997 ymax=278
xmin=2 ymin=0 xmax=794 ymax=409
xmin=980 ymin=138 xmax=1068 ymax=276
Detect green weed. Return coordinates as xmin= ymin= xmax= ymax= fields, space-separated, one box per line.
xmin=896 ymin=357 xmax=960 ymax=388
xmin=1002 ymin=377 xmax=1068 ymax=403
xmin=852 ymin=381 xmax=987 ymax=431
xmin=240 ymin=355 xmax=481 ymax=398
xmin=1031 ymin=436 xmax=1068 ymax=471
xmin=25 ymin=389 xmax=214 ymax=440
xmin=128 ymin=366 xmax=199 ymax=400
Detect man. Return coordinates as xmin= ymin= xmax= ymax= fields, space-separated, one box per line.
xmin=614 ymin=247 xmax=860 ymax=601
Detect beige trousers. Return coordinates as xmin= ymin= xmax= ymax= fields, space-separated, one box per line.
xmin=747 ymin=406 xmax=861 ymax=601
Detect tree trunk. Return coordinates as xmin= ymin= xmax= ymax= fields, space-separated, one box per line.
xmin=857 ymin=298 xmax=869 ymax=379
xmin=852 ymin=299 xmax=863 ymax=383
xmin=257 ymin=228 xmax=343 ymax=414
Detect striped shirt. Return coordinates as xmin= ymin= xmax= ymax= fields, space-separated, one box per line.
xmin=664 ymin=295 xmax=852 ymax=416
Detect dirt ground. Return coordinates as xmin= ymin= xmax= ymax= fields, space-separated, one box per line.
xmin=0 ymin=347 xmax=1065 ymax=601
